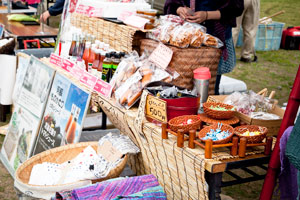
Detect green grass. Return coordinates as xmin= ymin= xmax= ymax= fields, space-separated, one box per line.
xmin=260 ymin=0 xmax=300 ymax=27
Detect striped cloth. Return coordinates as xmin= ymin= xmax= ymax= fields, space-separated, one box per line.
xmin=55 ymin=175 xmax=167 ymax=200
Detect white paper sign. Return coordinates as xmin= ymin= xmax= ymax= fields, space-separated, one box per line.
xmin=123 ymin=15 xmax=149 ymax=30
xmin=149 ymin=43 xmax=173 ymax=69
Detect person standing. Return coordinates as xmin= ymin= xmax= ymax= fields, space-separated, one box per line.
xmin=40 ymin=0 xmax=65 ymax=22
xmin=232 ymin=0 xmax=260 ymax=63
xmin=164 ymin=0 xmax=244 ymax=95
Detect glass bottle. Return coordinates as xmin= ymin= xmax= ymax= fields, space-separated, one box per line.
xmin=92 ymin=49 xmax=100 ymax=76
xmin=111 ymin=53 xmax=120 ymax=78
xmin=87 ymin=44 xmax=97 ymax=72
xmin=97 ymin=50 xmax=105 ymax=78
xmin=102 ymin=53 xmax=112 ymax=82
xmin=82 ymin=42 xmax=91 ymax=71
xmin=71 ymin=34 xmax=79 ymax=61
xmin=69 ymin=33 xmax=76 ymax=56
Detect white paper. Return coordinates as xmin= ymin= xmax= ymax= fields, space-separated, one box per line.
xmin=0 ymin=55 xmax=16 ymax=105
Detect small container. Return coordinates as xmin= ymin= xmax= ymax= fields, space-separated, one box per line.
xmin=143 ymin=9 xmax=157 ymax=16
xmin=193 ymin=67 xmax=211 ymax=108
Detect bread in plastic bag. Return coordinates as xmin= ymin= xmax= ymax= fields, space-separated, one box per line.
xmin=202 ymin=33 xmax=224 ymax=48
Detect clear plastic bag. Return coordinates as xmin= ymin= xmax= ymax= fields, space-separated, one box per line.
xmin=202 ymin=33 xmax=224 ymax=48
xmin=169 ymin=25 xmax=194 ymax=48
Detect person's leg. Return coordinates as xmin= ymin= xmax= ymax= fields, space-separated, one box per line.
xmin=215 ymin=75 xmax=222 ymax=95
xmin=241 ymin=0 xmax=260 ymax=61
xmin=232 ymin=7 xmax=245 ymax=46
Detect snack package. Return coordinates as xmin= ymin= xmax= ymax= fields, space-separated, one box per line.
xmin=202 ymin=33 xmax=224 ymax=48
xmin=109 ymin=51 xmax=140 ymax=93
xmin=159 ymin=14 xmax=184 ymax=25
xmin=114 ymin=60 xmax=174 ymax=109
xmin=169 ymin=25 xmax=194 ymax=48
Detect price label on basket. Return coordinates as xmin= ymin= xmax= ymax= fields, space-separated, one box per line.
xmin=145 ymin=95 xmax=167 ymax=123
xmin=98 ymin=141 xmax=123 ymax=163
xmin=70 ymin=66 xmax=85 ymax=80
xmin=93 ymin=79 xmax=112 ymax=97
xmin=61 ymin=59 xmax=75 ymax=72
xmin=149 ymin=43 xmax=173 ymax=69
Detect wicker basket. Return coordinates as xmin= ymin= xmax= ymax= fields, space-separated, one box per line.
xmin=203 ymin=102 xmax=235 ymax=119
xmin=15 ymin=142 xmax=128 ymax=198
xmin=140 ymin=39 xmax=221 ymax=93
xmin=168 ymin=115 xmax=201 ymax=133
xmin=198 ymin=123 xmax=234 ymax=144
xmin=234 ymin=125 xmax=268 ymax=144
xmin=70 ymin=13 xmax=145 ymax=52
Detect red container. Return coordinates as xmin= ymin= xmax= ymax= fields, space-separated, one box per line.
xmin=162 ymin=97 xmax=200 ymax=121
xmin=281 ymin=26 xmax=300 ymax=50
xmin=145 ymin=81 xmax=200 ymax=123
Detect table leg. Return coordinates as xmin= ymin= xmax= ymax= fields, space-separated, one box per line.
xmin=0 ymin=104 xmax=10 ymax=122
xmin=205 ymin=171 xmax=223 ymax=200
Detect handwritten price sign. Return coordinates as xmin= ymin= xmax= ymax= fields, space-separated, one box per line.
xmin=145 ymin=95 xmax=167 ymax=123
xmin=149 ymin=42 xmax=173 ymax=69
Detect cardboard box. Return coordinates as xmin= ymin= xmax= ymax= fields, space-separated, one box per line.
xmin=207 ymin=95 xmax=285 ymax=136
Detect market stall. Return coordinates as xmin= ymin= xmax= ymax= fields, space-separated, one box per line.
xmin=0 ymin=0 xmax=290 ymax=199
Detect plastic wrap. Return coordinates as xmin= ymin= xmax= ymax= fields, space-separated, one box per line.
xmin=169 ymin=25 xmax=194 ymax=48
xmin=202 ymin=33 xmax=224 ymax=48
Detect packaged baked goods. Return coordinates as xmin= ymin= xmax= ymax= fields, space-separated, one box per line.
xmin=114 ymin=58 xmax=175 ymax=109
xmin=157 ymin=22 xmax=177 ymax=43
xmin=169 ymin=25 xmax=194 ymax=48
xmin=202 ymin=33 xmax=224 ymax=48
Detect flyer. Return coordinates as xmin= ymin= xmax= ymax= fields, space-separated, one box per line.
xmin=1 ymin=104 xmax=41 ymax=173
xmin=32 ymin=72 xmax=91 ymax=156
xmin=18 ymin=56 xmax=56 ymax=118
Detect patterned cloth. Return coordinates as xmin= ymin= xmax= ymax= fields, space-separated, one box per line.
xmin=279 ymin=126 xmax=298 ymax=200
xmin=55 ymin=175 xmax=167 ymax=200
xmin=217 ymin=35 xmax=236 ymax=75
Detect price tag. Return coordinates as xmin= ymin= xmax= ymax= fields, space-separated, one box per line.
xmin=93 ymin=79 xmax=112 ymax=98
xmin=98 ymin=141 xmax=123 ymax=163
xmin=117 ymin=11 xmax=134 ymax=22
xmin=123 ymin=15 xmax=149 ymax=30
xmin=61 ymin=59 xmax=75 ymax=72
xmin=75 ymin=4 xmax=90 ymax=15
xmin=145 ymin=95 xmax=167 ymax=123
xmin=70 ymin=66 xmax=84 ymax=80
xmin=49 ymin=53 xmax=63 ymax=67
xmin=80 ymin=71 xmax=97 ymax=89
xmin=149 ymin=43 xmax=173 ymax=69
xmin=89 ymin=7 xmax=103 ymax=18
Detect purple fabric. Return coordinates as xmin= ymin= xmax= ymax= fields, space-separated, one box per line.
xmin=70 ymin=175 xmax=161 ymax=200
xmin=279 ymin=126 xmax=298 ymax=200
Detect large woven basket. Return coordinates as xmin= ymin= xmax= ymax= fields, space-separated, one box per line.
xmin=15 ymin=142 xmax=128 ymax=198
xmin=70 ymin=13 xmax=145 ymax=52
xmin=168 ymin=115 xmax=201 ymax=133
xmin=234 ymin=125 xmax=268 ymax=144
xmin=140 ymin=39 xmax=221 ymax=93
xmin=198 ymin=123 xmax=234 ymax=144
xmin=203 ymin=102 xmax=235 ymax=119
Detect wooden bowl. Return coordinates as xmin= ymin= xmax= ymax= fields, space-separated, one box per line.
xmin=198 ymin=123 xmax=234 ymax=144
xmin=203 ymin=102 xmax=235 ymax=119
xmin=168 ymin=115 xmax=201 ymax=133
xmin=234 ymin=125 xmax=268 ymax=144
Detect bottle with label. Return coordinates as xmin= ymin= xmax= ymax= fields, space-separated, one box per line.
xmin=97 ymin=50 xmax=105 ymax=78
xmin=102 ymin=53 xmax=112 ymax=82
xmin=71 ymin=34 xmax=79 ymax=61
xmin=82 ymin=41 xmax=91 ymax=71
xmin=69 ymin=33 xmax=76 ymax=56
xmin=87 ymin=44 xmax=97 ymax=72
xmin=111 ymin=53 xmax=121 ymax=78
xmin=92 ymin=49 xmax=100 ymax=76
xmin=78 ymin=35 xmax=86 ymax=60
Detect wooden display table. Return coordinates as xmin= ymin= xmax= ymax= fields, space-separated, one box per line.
xmin=0 ymin=6 xmax=37 ymax=14
xmin=93 ymin=94 xmax=273 ymax=200
xmin=0 ymin=13 xmax=57 ymax=48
